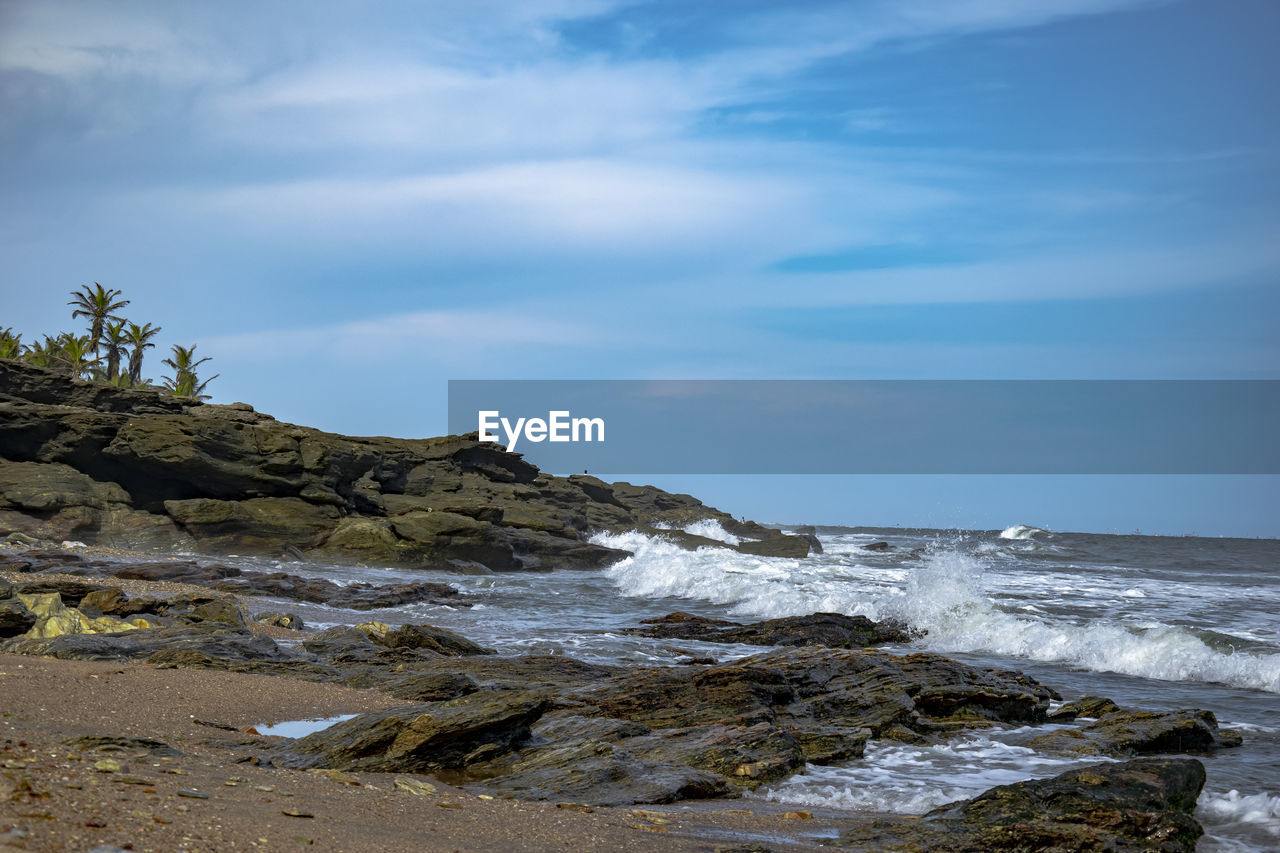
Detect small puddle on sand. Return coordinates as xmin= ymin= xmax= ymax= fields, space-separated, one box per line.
xmin=255 ymin=714 xmax=357 ymax=738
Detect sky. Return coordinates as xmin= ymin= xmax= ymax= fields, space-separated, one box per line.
xmin=1 ymin=0 xmax=1277 ymax=536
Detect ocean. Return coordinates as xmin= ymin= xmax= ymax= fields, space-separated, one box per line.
xmin=205 ymin=523 xmax=1280 ymax=852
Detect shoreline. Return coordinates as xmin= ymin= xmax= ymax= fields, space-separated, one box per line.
xmin=1 ymin=547 xmax=1226 ymax=852
xmin=0 ymin=650 xmax=851 ymax=853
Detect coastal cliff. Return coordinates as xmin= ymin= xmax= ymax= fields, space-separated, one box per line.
xmin=0 ymin=359 xmax=809 ymax=569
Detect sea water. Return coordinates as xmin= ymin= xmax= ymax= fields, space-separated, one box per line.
xmin=183 ymin=524 xmax=1280 ymax=852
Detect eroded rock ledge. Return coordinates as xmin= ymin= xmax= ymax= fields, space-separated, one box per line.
xmin=0 ymin=576 xmax=1240 ymax=832
xmin=0 ymin=359 xmax=810 ymax=569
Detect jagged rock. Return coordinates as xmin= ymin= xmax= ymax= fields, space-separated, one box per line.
xmin=380 ymin=623 xmax=496 ymax=656
xmin=18 ymin=592 xmax=94 ymax=637
xmin=0 ymin=361 xmax=813 ymax=570
xmin=1049 ymin=695 xmax=1123 ymax=721
xmin=624 ymin=722 xmax=805 ymax=786
xmin=11 ymin=578 xmax=107 ymax=607
xmin=78 ymin=587 xmax=163 ymax=618
xmin=66 ymin=735 xmax=180 ymax=756
xmin=254 ymin=611 xmax=305 ymax=630
xmin=626 ymin=612 xmax=911 ymax=649
xmin=3 ymin=621 xmax=294 ymax=667
xmin=474 ymin=738 xmax=734 ymax=806
xmin=835 ymin=758 xmax=1207 ymax=852
xmin=1029 ymin=708 xmax=1243 ymax=756
xmin=793 ymin=725 xmax=871 ymax=764
xmin=34 ymin=555 xmax=469 ymax=610
xmin=216 ymin=571 xmax=467 ymax=610
xmin=164 ymin=497 xmax=340 ymax=553
xmin=569 ymin=647 xmax=1054 ymax=737
xmin=159 ymin=593 xmax=249 ymax=627
xmin=302 ymin=626 xmax=384 ymax=661
xmin=737 ymin=535 xmax=811 ymax=558
xmin=0 ymin=595 xmax=36 ymax=637
xmin=271 ymin=691 xmax=552 ymax=773
xmin=0 ymin=459 xmax=189 ymax=546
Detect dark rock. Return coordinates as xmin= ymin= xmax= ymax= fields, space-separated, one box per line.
xmin=1029 ymin=708 xmax=1243 ymax=757
xmin=835 ymin=758 xmax=1206 ymax=852
xmin=66 ymin=735 xmax=180 ymax=756
xmin=736 ymin=535 xmax=811 ymax=558
xmin=41 ymin=555 xmax=469 ymax=610
xmin=159 ymin=593 xmax=249 ymax=627
xmin=862 ymin=541 xmax=893 ymax=552
xmin=569 ymin=646 xmax=1054 ymax=738
xmin=12 ymin=578 xmax=107 ymax=607
xmin=326 ymin=580 xmax=466 ymax=611
xmin=302 ymin=626 xmax=382 ymax=662
xmin=627 ymin=612 xmax=912 ymax=649
xmin=78 ymin=587 xmax=160 ymax=618
xmin=793 ymin=526 xmax=824 ymax=554
xmin=0 ymin=596 xmax=36 ymax=637
xmin=624 ymin=721 xmax=805 ymax=786
xmin=0 ymin=360 xmax=792 ymax=570
xmin=793 ymin=725 xmax=871 ymax=764
xmin=254 ymin=611 xmax=305 ymax=630
xmin=474 ymin=738 xmax=734 ymax=806
xmin=1048 ymin=695 xmax=1123 ymax=721
xmin=2 ymin=622 xmax=292 ymax=668
xmin=272 ymin=691 xmax=551 ymax=773
xmin=164 ymin=497 xmax=340 ymax=553
xmin=379 ymin=671 xmax=480 ymax=703
xmin=379 ymin=623 xmax=496 ymax=656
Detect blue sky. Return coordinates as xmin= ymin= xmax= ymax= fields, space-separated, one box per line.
xmin=2 ymin=0 xmax=1277 ymax=535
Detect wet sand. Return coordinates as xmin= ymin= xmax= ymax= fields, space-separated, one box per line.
xmin=0 ymin=598 xmax=852 ymax=853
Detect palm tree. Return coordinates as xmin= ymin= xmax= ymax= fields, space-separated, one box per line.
xmin=124 ymin=322 xmax=161 ymax=384
xmin=23 ymin=334 xmax=59 ymax=368
xmin=162 ymin=343 xmax=218 ymax=400
xmin=0 ymin=328 xmax=21 ymax=359
xmin=100 ymin=320 xmax=129 ymax=380
xmin=68 ymin=283 xmax=130 ymax=359
xmin=51 ymin=333 xmax=100 ymax=379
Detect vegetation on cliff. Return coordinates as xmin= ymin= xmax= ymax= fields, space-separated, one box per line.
xmin=1 ymin=283 xmax=215 ymax=399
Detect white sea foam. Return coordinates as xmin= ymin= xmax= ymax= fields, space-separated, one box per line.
xmin=681 ymin=519 xmax=743 ymax=545
xmin=755 ymin=735 xmax=1103 ymax=814
xmin=1199 ymin=790 xmax=1280 ymax=835
xmin=592 ymin=530 xmax=1280 ymax=693
xmin=880 ymin=548 xmax=1280 ymax=694
xmin=598 ymin=530 xmax=886 ymax=619
xmin=999 ymin=524 xmax=1048 ymax=540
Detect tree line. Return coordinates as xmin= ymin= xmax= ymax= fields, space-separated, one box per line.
xmin=0 ymin=283 xmax=218 ymax=400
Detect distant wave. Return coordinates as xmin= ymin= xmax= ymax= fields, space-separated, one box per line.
xmin=592 ymin=529 xmax=1280 ymax=694
xmin=1000 ymin=524 xmax=1049 ymax=540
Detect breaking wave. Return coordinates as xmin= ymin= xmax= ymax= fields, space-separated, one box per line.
xmin=1000 ymin=524 xmax=1049 ymax=540
xmin=592 ymin=529 xmax=1280 ymax=694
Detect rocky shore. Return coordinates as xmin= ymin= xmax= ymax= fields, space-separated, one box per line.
xmin=0 ymin=359 xmax=810 ymax=569
xmin=0 ymin=360 xmax=1246 ymax=851
xmin=1 ymin=548 xmax=1241 ymax=851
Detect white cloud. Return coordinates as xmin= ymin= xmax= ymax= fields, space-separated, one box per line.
xmin=206 ymin=59 xmax=724 ymax=158
xmin=757 ymin=232 xmax=1280 ymax=305
xmin=203 ymin=308 xmax=602 ymax=368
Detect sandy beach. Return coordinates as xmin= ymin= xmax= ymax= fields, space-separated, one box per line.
xmin=0 ymin=559 xmax=850 ymax=853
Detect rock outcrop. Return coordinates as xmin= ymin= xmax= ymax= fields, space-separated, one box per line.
xmin=0 ymin=584 xmax=1229 ymax=833
xmin=1030 ymin=703 xmax=1243 ymax=756
xmin=0 ymin=359 xmax=809 ymax=569
xmin=835 ymin=758 xmax=1207 ymax=852
xmin=625 ymin=611 xmax=913 ymax=648
xmin=0 ymin=551 xmax=471 ymax=610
